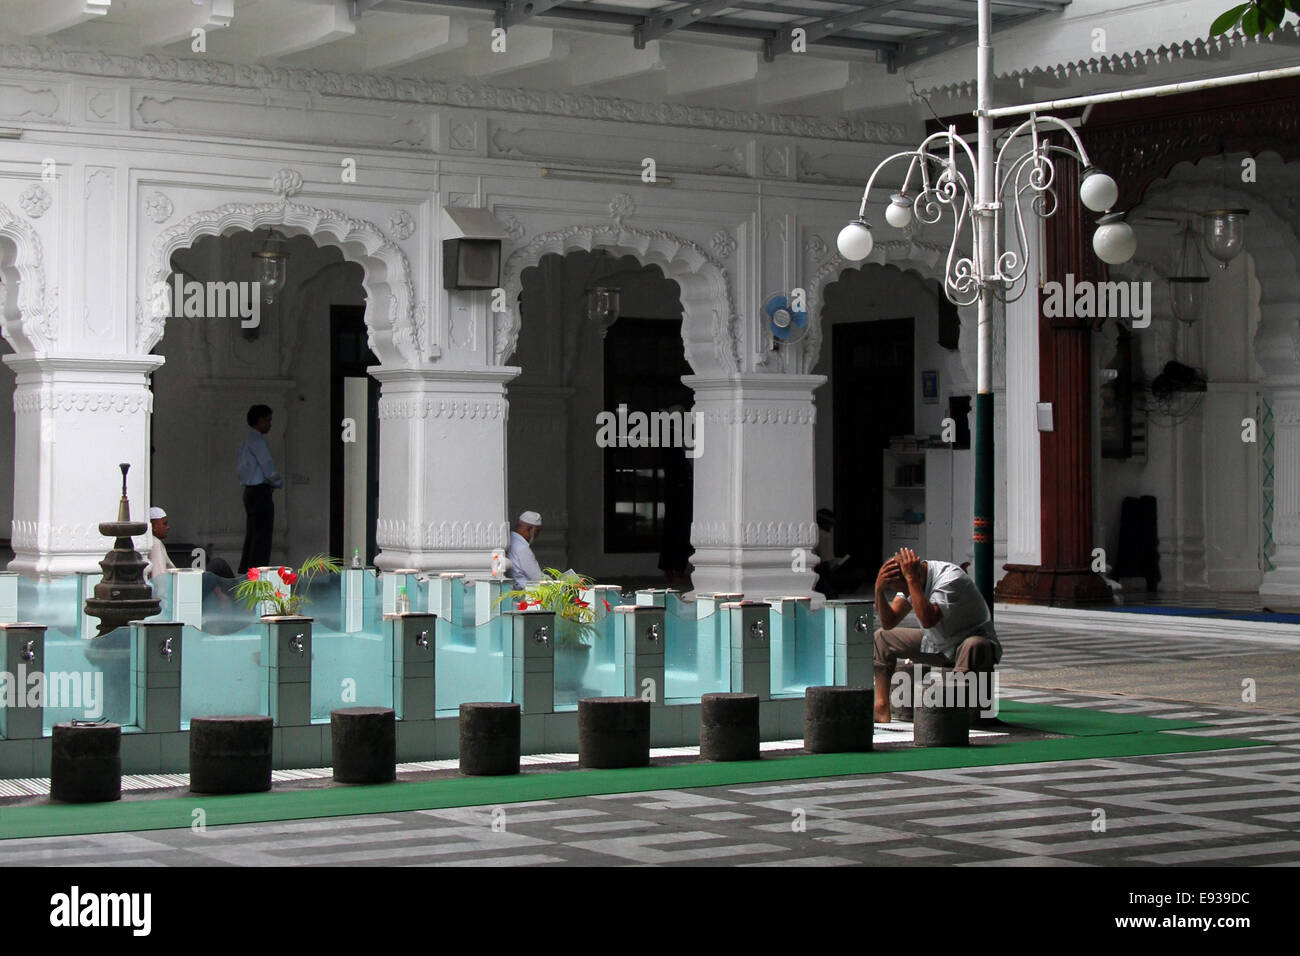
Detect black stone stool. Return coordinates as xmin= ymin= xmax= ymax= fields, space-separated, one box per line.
xmin=331 ymin=707 xmax=396 ymax=783
xmin=912 ymin=670 xmax=971 ymax=747
xmin=578 ymin=697 xmax=650 ymax=769
xmin=189 ymin=715 xmax=273 ymax=794
xmin=700 ymin=693 xmax=760 ymax=762
xmin=804 ymin=686 xmax=873 ymax=753
xmin=459 ymin=702 xmax=521 ymax=776
xmin=50 ymin=722 xmax=121 ymax=803
xmin=890 ymin=659 xmax=934 ymax=721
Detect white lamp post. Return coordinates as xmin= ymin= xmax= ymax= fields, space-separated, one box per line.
xmin=836 ymin=0 xmax=1135 ymax=611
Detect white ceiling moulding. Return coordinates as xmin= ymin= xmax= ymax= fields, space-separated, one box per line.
xmin=0 ymin=42 xmax=910 ymax=144
xmin=540 ymin=165 xmax=674 ymax=186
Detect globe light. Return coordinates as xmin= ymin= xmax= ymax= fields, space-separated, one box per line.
xmin=837 ymin=218 xmax=874 ymax=260
xmin=1201 ymin=209 xmax=1249 ymax=267
xmin=1093 ymin=212 xmax=1137 ymax=265
xmin=884 ymin=193 xmax=914 ymax=229
xmin=1079 ymin=166 xmax=1118 ymax=213
xmin=251 ymin=227 xmax=289 ymax=304
xmin=1168 ymin=221 xmax=1209 ymax=325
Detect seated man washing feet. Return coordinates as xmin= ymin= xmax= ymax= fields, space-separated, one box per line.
xmin=871 ymin=547 xmax=1000 ymax=724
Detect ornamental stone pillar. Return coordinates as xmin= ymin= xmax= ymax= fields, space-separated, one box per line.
xmin=5 ymin=354 xmax=163 ymax=577
xmin=685 ymin=373 xmax=823 ymax=600
xmin=371 ymin=366 xmax=517 ymax=574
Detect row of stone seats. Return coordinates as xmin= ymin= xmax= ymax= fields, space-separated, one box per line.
xmin=49 ymin=684 xmax=972 ymax=802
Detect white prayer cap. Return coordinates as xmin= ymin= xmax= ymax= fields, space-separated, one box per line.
xmin=148 ymin=507 xmax=167 ymax=521
xmin=519 ymin=510 xmax=542 ymax=526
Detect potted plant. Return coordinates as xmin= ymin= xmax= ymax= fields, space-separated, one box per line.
xmin=234 ymin=554 xmax=343 ymax=616
xmin=497 ymin=568 xmax=609 ymax=693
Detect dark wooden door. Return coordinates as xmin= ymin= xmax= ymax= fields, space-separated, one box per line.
xmin=832 ymin=318 xmax=914 ymax=574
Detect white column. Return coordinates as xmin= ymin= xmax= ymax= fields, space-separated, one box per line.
xmin=685 ymin=373 xmax=824 ymax=600
xmin=371 ymin=366 xmax=517 ymax=574
xmin=1262 ymin=389 xmax=1300 ymax=601
xmin=1004 ymin=237 xmax=1042 ymax=567
xmin=5 ymin=354 xmax=163 ymax=576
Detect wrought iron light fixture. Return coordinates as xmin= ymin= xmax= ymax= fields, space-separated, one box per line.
xmin=251 ymin=227 xmax=289 ymax=304
xmin=1169 ymin=221 xmax=1210 ymax=325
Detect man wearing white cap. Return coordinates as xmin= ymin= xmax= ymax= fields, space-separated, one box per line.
xmin=506 ymin=511 xmax=543 ymax=590
xmin=147 ymin=507 xmax=175 ymax=583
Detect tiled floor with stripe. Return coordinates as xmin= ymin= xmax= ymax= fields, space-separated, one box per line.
xmin=4 ymin=618 xmax=1299 ymax=866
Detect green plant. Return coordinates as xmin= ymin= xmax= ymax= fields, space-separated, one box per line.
xmin=1211 ymin=0 xmax=1298 ymax=36
xmin=496 ymin=567 xmax=605 ymax=646
xmin=234 ymin=554 xmax=343 ymax=616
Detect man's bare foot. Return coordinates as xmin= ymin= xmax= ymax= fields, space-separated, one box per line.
xmin=873 ymin=710 xmax=891 ymax=724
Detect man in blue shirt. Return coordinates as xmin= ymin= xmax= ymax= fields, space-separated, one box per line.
xmin=237 ymin=404 xmax=283 ymax=574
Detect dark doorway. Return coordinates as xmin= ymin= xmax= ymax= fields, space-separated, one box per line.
xmin=833 ymin=318 xmax=914 ymax=573
xmin=602 ymin=317 xmax=694 ymax=555
xmin=330 ymin=305 xmax=379 ymax=564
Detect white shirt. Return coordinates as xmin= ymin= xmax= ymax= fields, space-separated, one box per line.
xmin=505 ymin=531 xmax=542 ymax=590
xmin=147 ymin=537 xmax=174 ymax=582
xmin=237 ymin=428 xmax=283 ymax=487
xmin=897 ymin=560 xmax=999 ymax=662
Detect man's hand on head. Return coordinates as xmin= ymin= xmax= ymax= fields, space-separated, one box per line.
xmin=897 ymin=548 xmax=924 ymax=587
xmin=876 ymin=557 xmax=901 ymax=591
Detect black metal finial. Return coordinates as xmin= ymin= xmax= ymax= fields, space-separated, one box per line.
xmin=119 ymin=462 xmax=130 ymax=497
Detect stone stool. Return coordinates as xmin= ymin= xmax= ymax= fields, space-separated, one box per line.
xmin=189 ymin=715 xmax=273 ymax=794
xmin=804 ymin=685 xmax=873 ymax=753
xmin=912 ymin=670 xmax=971 ymax=747
xmin=459 ymin=702 xmax=521 ymax=776
xmin=331 ymin=707 xmax=396 ymax=784
xmin=890 ymin=659 xmax=934 ymax=722
xmin=50 ymin=722 xmax=122 ymax=803
xmin=700 ymin=693 xmax=760 ymax=762
xmin=577 ymin=697 xmax=650 ymax=769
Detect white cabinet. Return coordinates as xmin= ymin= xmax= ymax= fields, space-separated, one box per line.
xmin=882 ymin=447 xmax=973 ymax=566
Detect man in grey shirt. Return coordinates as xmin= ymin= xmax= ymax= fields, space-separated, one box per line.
xmin=237 ymin=403 xmax=283 ymax=574
xmin=872 ymin=547 xmax=1000 ymax=723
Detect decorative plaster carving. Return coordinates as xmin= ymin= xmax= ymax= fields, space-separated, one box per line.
xmin=449 ymin=119 xmax=477 ymax=150
xmin=500 ymin=214 xmax=525 ymax=241
xmin=692 ymin=520 xmax=818 ymax=547
xmin=698 ymin=406 xmax=815 ymax=426
xmin=18 ymin=184 xmax=50 ymax=219
xmin=143 ymin=190 xmax=174 ymax=224
xmin=710 ymin=229 xmax=736 ymax=260
xmin=376 ymin=519 xmax=509 ymax=550
xmin=447 ymin=192 xmax=476 ymax=207
xmin=804 ymin=233 xmax=828 ymax=264
xmin=500 ymin=220 xmax=740 ymax=374
xmin=377 ymin=397 xmax=506 ymax=420
xmin=270 ymin=168 xmax=304 ymax=198
xmin=14 ymin=389 xmax=152 ymax=414
xmin=140 ymin=199 xmax=420 ymax=364
xmin=0 ymin=199 xmax=57 ymax=350
xmin=387 ymin=209 xmax=415 ymax=240
xmin=10 ymin=520 xmax=111 ymax=552
xmin=86 ymin=86 xmax=115 ymax=121
xmin=762 ymin=145 xmax=790 ymax=178
xmin=764 ymin=217 xmax=786 ymax=243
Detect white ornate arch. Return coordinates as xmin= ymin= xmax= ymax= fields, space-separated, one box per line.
xmin=499 ymin=219 xmax=740 ymax=375
xmin=140 ymin=199 xmax=420 ymax=366
xmin=0 ymin=199 xmax=56 ymax=352
xmin=806 ymin=238 xmax=981 ymax=388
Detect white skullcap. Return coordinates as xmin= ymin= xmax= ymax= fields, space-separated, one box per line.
xmin=519 ymin=510 xmax=542 ymax=526
xmin=148 ymin=507 xmax=167 ymax=521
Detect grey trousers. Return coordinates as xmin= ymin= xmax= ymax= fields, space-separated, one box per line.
xmin=872 ymin=626 xmax=999 ymax=674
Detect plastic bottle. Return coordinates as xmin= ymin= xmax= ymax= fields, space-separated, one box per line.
xmin=352 ymin=548 xmax=361 ymax=569
xmin=396 ymin=586 xmax=410 ymax=615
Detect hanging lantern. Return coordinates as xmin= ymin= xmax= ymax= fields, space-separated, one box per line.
xmin=250 ymin=227 xmax=289 ymax=304
xmin=1200 ymin=209 xmax=1249 ymax=268
xmin=586 ymin=286 xmax=620 ymax=327
xmin=1168 ymin=221 xmax=1210 ymax=325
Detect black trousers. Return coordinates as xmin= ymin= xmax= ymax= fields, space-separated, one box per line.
xmin=238 ymin=484 xmax=275 ymax=574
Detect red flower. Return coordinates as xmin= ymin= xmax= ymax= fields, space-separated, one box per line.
xmin=278 ymin=566 xmax=289 ymax=578
xmin=573 ymin=598 xmax=589 ymax=608
xmin=602 ymin=598 xmax=611 ymax=611
xmin=517 ymin=600 xmax=529 ymax=610
xmin=283 ymin=571 xmax=299 ymax=586
xmin=246 ymin=568 xmax=259 ymax=581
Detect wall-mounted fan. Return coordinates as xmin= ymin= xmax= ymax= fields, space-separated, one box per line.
xmin=764 ymin=292 xmax=807 ymax=348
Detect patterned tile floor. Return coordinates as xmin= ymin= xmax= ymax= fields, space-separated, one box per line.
xmin=3 ymin=618 xmax=1298 ymax=866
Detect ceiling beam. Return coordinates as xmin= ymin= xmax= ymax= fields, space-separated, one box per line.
xmin=365 ymin=15 xmax=471 ymax=70
xmin=569 ymin=38 xmax=665 ymax=88
xmin=662 ymin=45 xmax=760 ymax=97
xmin=495 ymin=0 xmax=568 ymax=30
xmin=139 ymin=0 xmax=233 ymax=49
xmin=10 ymin=0 xmax=111 ymax=37
xmin=635 ymin=0 xmax=735 ymax=49
xmin=262 ymin=0 xmax=357 ymax=58
xmin=764 ymin=0 xmax=922 ymax=61
xmin=888 ymin=9 xmax=1052 ymax=71
xmin=468 ymin=25 xmax=570 ymax=78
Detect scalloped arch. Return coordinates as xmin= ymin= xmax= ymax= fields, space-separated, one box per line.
xmin=499 ymin=224 xmax=739 ymax=374
xmin=140 ymin=200 xmax=419 ymax=365
xmin=0 ymin=199 xmax=55 ymax=352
